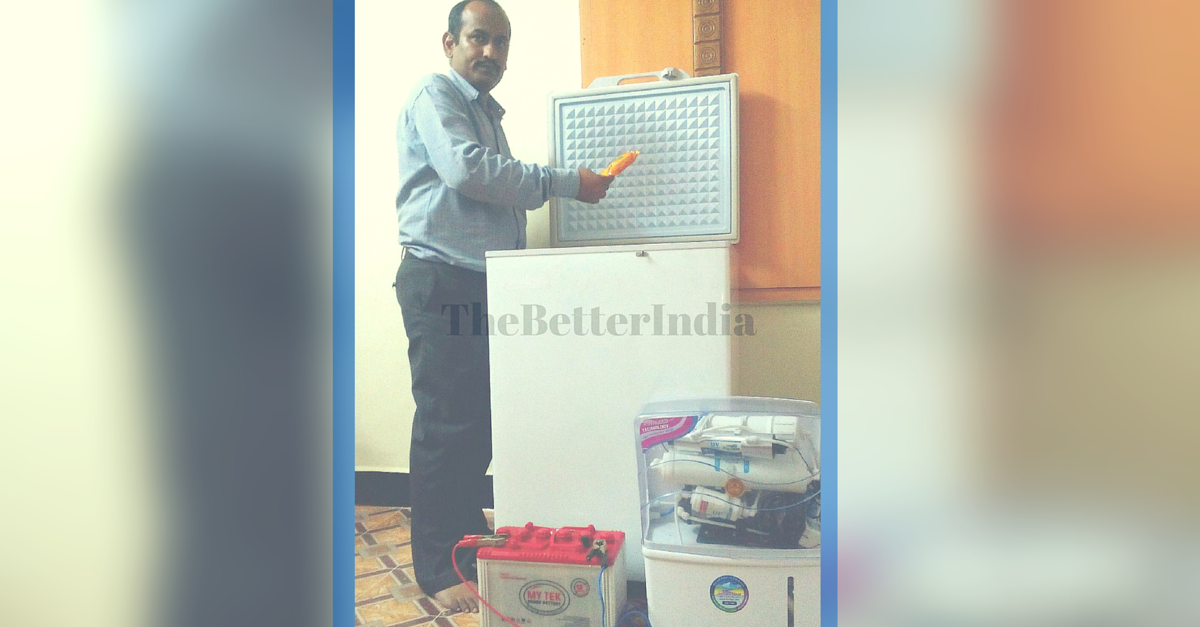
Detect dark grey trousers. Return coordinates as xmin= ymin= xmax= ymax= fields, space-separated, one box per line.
xmin=395 ymin=255 xmax=493 ymax=595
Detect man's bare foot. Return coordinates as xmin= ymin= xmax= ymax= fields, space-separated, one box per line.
xmin=433 ymin=582 xmax=480 ymax=614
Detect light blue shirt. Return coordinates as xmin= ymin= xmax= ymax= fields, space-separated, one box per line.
xmin=396 ymin=69 xmax=580 ymax=272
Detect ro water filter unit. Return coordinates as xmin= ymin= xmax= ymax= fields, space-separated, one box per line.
xmin=636 ymin=397 xmax=821 ymax=626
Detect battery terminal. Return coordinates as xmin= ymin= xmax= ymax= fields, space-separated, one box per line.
xmin=460 ymin=533 xmax=510 ymax=548
xmin=585 ymin=539 xmax=608 ymax=564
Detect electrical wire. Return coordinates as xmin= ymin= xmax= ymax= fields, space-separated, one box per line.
xmin=620 ymin=609 xmax=652 ymax=626
xmin=648 ymin=457 xmax=819 ymax=487
xmin=597 ymin=563 xmax=607 ymax=627
xmin=697 ymin=488 xmax=820 ymax=513
xmin=674 ymin=495 xmax=684 ymax=543
xmin=686 ymin=421 xmax=818 ymax=473
xmin=451 ymin=543 xmax=522 ymax=627
xmin=644 ymin=488 xmax=821 ymax=514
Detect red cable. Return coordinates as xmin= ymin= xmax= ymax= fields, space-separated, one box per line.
xmin=452 ymin=542 xmax=523 ymax=627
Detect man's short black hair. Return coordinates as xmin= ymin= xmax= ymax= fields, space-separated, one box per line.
xmin=448 ymin=0 xmax=507 ymax=43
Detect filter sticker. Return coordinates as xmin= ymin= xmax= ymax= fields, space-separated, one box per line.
xmin=520 ymin=580 xmax=570 ymax=616
xmin=639 ymin=415 xmax=699 ymax=449
xmin=710 ymin=575 xmax=749 ymax=613
xmin=570 ymin=578 xmax=591 ymax=597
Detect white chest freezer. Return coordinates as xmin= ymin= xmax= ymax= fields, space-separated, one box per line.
xmin=486 ymin=241 xmax=734 ymax=581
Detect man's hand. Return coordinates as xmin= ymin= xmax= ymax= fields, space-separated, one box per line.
xmin=576 ymin=168 xmax=615 ymax=204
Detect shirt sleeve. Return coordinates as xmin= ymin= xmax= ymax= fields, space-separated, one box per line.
xmin=410 ymin=82 xmax=579 ymax=210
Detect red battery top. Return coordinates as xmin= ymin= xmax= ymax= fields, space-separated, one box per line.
xmin=477 ymin=523 xmax=625 ymax=568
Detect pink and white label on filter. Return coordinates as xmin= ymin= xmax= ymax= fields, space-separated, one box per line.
xmin=639 ymin=416 xmax=699 ymax=450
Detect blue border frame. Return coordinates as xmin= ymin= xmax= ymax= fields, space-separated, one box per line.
xmin=334 ymin=0 xmax=354 ymax=625
xmin=820 ymin=0 xmax=838 ymax=624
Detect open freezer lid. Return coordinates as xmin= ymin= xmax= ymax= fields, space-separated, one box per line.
xmin=548 ymin=70 xmax=739 ymax=247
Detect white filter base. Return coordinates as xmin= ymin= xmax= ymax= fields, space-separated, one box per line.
xmin=643 ymin=547 xmax=819 ymax=627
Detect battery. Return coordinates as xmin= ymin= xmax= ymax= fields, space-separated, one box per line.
xmin=477 ymin=523 xmax=627 ymax=627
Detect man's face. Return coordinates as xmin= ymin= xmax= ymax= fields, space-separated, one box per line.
xmin=444 ymin=2 xmax=510 ymax=94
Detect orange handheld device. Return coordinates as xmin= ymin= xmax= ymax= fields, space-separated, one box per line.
xmin=600 ymin=150 xmax=640 ymax=176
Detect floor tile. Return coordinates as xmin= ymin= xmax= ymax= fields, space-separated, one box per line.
xmin=370 ymin=524 xmax=412 ymax=546
xmin=356 ymin=555 xmax=385 ymax=577
xmin=356 ymin=572 xmax=400 ymax=603
xmin=363 ymin=510 xmax=408 ymax=531
xmin=357 ymin=598 xmax=424 ymax=625
xmin=385 ymin=543 xmax=414 ymax=566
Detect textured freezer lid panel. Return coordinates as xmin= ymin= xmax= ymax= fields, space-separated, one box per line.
xmin=550 ymin=78 xmax=737 ymax=246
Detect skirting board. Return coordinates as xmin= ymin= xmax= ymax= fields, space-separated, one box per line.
xmin=355 ymin=471 xmax=495 ymax=508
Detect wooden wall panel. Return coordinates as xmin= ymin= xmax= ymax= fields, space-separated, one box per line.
xmin=579 ymin=2 xmax=693 ymax=87
xmin=578 ymin=0 xmax=822 ymax=301
xmin=725 ymin=0 xmax=821 ymax=297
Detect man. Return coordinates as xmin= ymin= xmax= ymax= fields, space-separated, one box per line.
xmin=393 ymin=0 xmax=613 ymax=613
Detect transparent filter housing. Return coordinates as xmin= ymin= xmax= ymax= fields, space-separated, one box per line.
xmin=635 ymin=397 xmax=821 ymax=626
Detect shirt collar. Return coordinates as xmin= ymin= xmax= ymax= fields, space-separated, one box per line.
xmin=447 ymin=68 xmax=505 ymax=118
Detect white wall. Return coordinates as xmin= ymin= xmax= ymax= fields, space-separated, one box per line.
xmin=354 ymin=0 xmax=583 ymax=472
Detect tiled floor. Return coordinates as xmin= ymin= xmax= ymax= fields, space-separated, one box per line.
xmin=354 ymin=506 xmax=487 ymax=627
